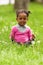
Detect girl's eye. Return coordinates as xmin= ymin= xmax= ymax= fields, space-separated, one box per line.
xmin=23 ymin=18 xmax=26 ymax=20
xmin=19 ymin=18 xmax=26 ymax=20
xmin=19 ymin=18 xmax=22 ymax=20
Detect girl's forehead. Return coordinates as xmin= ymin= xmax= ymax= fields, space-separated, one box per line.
xmin=18 ymin=12 xmax=27 ymax=17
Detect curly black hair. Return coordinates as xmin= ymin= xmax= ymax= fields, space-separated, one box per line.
xmin=16 ymin=9 xmax=31 ymax=17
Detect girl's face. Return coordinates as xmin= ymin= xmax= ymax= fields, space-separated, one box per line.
xmin=16 ymin=12 xmax=28 ymax=26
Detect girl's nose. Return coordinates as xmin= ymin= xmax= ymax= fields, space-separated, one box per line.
xmin=21 ymin=18 xmax=24 ymax=21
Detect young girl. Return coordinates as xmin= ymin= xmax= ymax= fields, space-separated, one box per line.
xmin=10 ymin=9 xmax=35 ymax=45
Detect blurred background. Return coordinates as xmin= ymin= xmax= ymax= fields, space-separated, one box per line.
xmin=0 ymin=0 xmax=43 ymax=5
xmin=0 ymin=0 xmax=43 ymax=10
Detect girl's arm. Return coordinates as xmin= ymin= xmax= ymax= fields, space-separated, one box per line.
xmin=32 ymin=34 xmax=35 ymax=41
xmin=28 ymin=29 xmax=35 ymax=41
xmin=10 ymin=26 xmax=15 ymax=42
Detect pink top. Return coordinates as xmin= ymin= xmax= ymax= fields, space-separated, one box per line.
xmin=10 ymin=25 xmax=33 ymax=43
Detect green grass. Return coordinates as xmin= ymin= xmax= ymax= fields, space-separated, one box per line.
xmin=0 ymin=3 xmax=43 ymax=65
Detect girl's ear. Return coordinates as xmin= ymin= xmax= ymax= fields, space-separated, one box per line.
xmin=16 ymin=17 xmax=18 ymax=23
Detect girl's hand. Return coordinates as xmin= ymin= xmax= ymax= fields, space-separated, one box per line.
xmin=32 ymin=34 xmax=35 ymax=40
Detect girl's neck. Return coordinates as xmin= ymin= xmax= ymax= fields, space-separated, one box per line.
xmin=18 ymin=24 xmax=25 ymax=27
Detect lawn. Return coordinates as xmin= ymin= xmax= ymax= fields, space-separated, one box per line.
xmin=0 ymin=2 xmax=43 ymax=65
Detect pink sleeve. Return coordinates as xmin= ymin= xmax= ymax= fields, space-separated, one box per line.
xmin=10 ymin=26 xmax=16 ymax=40
xmin=28 ymin=28 xmax=33 ymax=41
